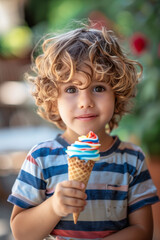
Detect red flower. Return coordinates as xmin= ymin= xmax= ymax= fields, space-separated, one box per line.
xmin=130 ymin=33 xmax=148 ymax=55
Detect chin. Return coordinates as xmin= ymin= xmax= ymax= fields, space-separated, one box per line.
xmin=74 ymin=128 xmax=91 ymax=136
xmin=77 ymin=128 xmax=97 ymax=136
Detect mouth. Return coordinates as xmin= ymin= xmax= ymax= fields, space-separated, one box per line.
xmin=75 ymin=114 xmax=98 ymax=121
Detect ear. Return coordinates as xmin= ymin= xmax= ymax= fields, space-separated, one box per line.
xmin=114 ymin=96 xmax=119 ymax=114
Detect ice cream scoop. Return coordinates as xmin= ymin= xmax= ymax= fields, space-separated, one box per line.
xmin=66 ymin=131 xmax=100 ymax=161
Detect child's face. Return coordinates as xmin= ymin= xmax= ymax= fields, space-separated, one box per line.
xmin=57 ymin=68 xmax=115 ymax=140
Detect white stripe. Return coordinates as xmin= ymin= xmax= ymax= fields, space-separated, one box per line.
xmin=62 ymin=199 xmax=127 ymax=222
xmin=128 ymin=179 xmax=158 ymax=205
xmin=12 ymin=179 xmax=46 ymax=205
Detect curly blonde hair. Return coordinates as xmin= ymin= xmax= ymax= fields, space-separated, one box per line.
xmin=28 ymin=26 xmax=142 ymax=132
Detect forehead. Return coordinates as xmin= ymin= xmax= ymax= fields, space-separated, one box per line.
xmin=57 ymin=60 xmax=108 ymax=90
xmin=73 ymin=63 xmax=96 ymax=88
xmin=70 ymin=61 xmax=104 ymax=88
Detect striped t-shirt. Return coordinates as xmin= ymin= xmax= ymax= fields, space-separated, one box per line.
xmin=8 ymin=135 xmax=159 ymax=240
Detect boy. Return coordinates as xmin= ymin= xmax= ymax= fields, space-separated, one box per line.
xmin=8 ymin=26 xmax=159 ymax=240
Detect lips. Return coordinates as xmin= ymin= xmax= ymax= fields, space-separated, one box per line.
xmin=75 ymin=113 xmax=98 ymax=121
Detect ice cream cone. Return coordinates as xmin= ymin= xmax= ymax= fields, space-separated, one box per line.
xmin=68 ymin=157 xmax=95 ymax=224
xmin=66 ymin=131 xmax=100 ymax=224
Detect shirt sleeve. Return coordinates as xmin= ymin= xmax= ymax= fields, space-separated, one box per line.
xmin=128 ymin=150 xmax=159 ymax=214
xmin=7 ymin=148 xmax=47 ymax=208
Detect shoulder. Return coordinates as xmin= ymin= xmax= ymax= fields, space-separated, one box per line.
xmin=29 ymin=136 xmax=66 ymax=158
xmin=117 ymin=139 xmax=145 ymax=161
xmin=24 ymin=136 xmax=67 ymax=169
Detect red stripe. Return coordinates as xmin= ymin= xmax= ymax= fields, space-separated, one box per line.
xmin=26 ymin=155 xmax=38 ymax=165
xmin=51 ymin=229 xmax=116 ymax=238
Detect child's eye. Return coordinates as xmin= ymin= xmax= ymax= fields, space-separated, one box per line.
xmin=93 ymin=85 xmax=106 ymax=92
xmin=65 ymin=86 xmax=77 ymax=93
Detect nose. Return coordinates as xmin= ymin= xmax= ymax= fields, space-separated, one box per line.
xmin=78 ymin=90 xmax=94 ymax=109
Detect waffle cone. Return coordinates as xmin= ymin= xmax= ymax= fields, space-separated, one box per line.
xmin=68 ymin=157 xmax=95 ymax=224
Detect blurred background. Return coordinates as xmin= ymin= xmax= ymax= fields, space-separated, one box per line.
xmin=0 ymin=0 xmax=159 ymax=239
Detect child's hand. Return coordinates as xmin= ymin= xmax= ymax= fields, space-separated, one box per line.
xmin=52 ymin=180 xmax=87 ymax=217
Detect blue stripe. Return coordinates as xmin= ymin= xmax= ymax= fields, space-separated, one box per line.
xmin=129 ymin=196 xmax=159 ymax=213
xmin=46 ymin=189 xmax=127 ymax=200
xmin=43 ymin=164 xmax=68 ymax=179
xmin=7 ymin=195 xmax=33 ymax=208
xmin=42 ymin=161 xmax=137 ymax=179
xmin=18 ymin=170 xmax=46 ymax=190
xmin=86 ymin=189 xmax=127 ymax=200
xmin=41 ymin=161 xmax=137 ymax=180
xmin=93 ymin=162 xmax=136 ymax=176
xmin=116 ymin=148 xmax=145 ymax=161
xmin=81 ymin=139 xmax=99 ymax=143
xmin=55 ymin=218 xmax=128 ymax=231
xmin=32 ymin=147 xmax=66 ymax=158
xmin=73 ymin=144 xmax=92 ymax=148
xmin=129 ymin=170 xmax=151 ymax=188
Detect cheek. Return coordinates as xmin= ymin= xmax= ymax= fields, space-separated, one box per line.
xmin=57 ymin=99 xmax=71 ymax=120
xmin=104 ymin=94 xmax=115 ymax=109
xmin=57 ymin=100 xmax=65 ymax=116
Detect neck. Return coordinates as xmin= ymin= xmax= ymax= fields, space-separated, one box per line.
xmin=61 ymin=130 xmax=79 ymax=145
xmin=99 ymin=134 xmax=114 ymax=152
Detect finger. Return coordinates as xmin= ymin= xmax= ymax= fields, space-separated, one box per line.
xmin=61 ymin=180 xmax=85 ymax=190
xmin=62 ymin=187 xmax=87 ymax=200
xmin=63 ymin=196 xmax=87 ymax=207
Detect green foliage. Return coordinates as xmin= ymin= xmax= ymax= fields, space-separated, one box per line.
xmin=0 ymin=26 xmax=32 ymax=57
xmin=1 ymin=0 xmax=159 ymax=155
